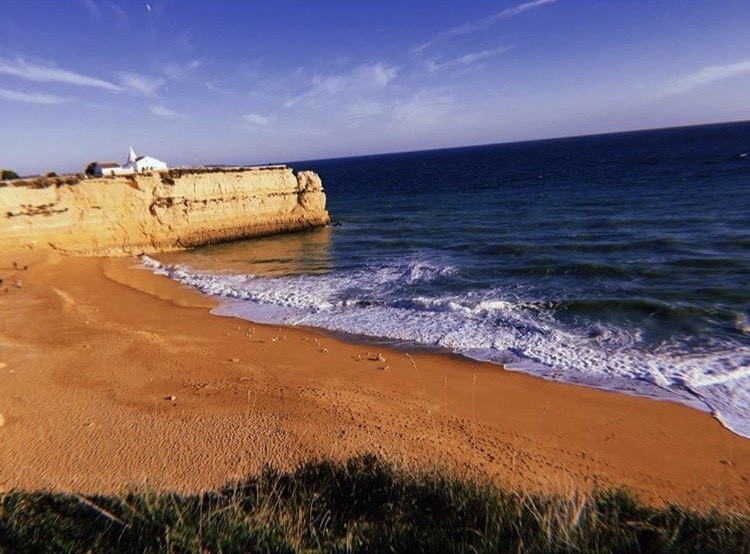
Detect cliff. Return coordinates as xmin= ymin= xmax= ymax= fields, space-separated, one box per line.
xmin=0 ymin=166 xmax=329 ymax=256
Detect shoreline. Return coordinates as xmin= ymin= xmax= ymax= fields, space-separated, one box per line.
xmin=0 ymin=251 xmax=748 ymax=513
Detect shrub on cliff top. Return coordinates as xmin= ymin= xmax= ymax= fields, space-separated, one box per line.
xmin=1 ymin=169 xmax=19 ymax=181
xmin=0 ymin=455 xmax=747 ymax=553
xmin=5 ymin=174 xmax=83 ymax=189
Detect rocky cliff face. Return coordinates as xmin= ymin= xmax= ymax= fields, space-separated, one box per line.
xmin=0 ymin=167 xmax=329 ymax=255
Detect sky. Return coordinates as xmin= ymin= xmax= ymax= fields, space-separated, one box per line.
xmin=1 ymin=0 xmax=750 ymax=174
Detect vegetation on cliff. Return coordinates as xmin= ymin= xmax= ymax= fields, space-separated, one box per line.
xmin=1 ymin=169 xmax=19 ymax=181
xmin=1 ymin=455 xmax=746 ymax=553
xmin=2 ymin=173 xmax=85 ymax=188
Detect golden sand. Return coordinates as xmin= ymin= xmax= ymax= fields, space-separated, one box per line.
xmin=0 ymin=251 xmax=748 ymax=512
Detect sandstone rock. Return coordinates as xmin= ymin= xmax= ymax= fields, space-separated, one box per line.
xmin=0 ymin=167 xmax=329 ymax=256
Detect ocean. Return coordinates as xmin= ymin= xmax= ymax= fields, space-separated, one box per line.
xmin=144 ymin=121 xmax=750 ymax=438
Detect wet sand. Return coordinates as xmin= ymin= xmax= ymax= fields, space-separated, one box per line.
xmin=0 ymin=251 xmax=748 ymax=512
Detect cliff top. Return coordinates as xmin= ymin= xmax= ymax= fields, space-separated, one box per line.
xmin=1 ymin=164 xmax=291 ymax=190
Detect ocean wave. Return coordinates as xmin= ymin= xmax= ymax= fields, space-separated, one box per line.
xmin=141 ymin=255 xmax=750 ymax=439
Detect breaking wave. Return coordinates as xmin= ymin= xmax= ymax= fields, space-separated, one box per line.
xmin=141 ymin=255 xmax=750 ymax=438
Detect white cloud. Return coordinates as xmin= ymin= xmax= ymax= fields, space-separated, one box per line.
xmin=81 ymin=0 xmax=129 ymax=22
xmin=346 ymin=99 xmax=387 ymax=118
xmin=163 ymin=59 xmax=202 ymax=80
xmin=0 ymin=87 xmax=69 ymax=104
xmin=658 ymin=59 xmax=750 ymax=97
xmin=392 ymin=90 xmax=454 ymax=126
xmin=0 ymin=56 xmax=121 ymax=91
xmin=118 ymin=72 xmax=165 ymax=94
xmin=413 ymin=0 xmax=560 ymax=53
xmin=426 ymin=46 xmax=510 ymax=72
xmin=243 ymin=113 xmax=272 ymax=126
xmin=149 ymin=105 xmax=183 ymax=118
xmin=284 ymin=62 xmax=398 ymax=108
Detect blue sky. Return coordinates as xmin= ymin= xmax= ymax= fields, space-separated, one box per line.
xmin=2 ymin=0 xmax=750 ymax=174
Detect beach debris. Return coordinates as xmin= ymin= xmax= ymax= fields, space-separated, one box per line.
xmin=368 ymin=353 xmax=386 ymax=362
xmin=12 ymin=278 xmax=21 ymax=288
xmin=166 ymin=395 xmax=176 ymax=402
xmin=229 ymin=358 xmax=239 ymax=363
xmin=719 ymin=459 xmax=735 ymax=466
xmin=271 ymin=337 xmax=279 ymax=342
xmin=378 ymin=365 xmax=390 ymax=371
xmin=84 ymin=421 xmax=95 ymax=428
xmin=321 ymin=348 xmax=328 ymax=353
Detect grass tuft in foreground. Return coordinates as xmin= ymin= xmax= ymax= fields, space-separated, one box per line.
xmin=1 ymin=454 xmax=747 ymax=553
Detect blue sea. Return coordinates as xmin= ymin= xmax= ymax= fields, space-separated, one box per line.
xmin=145 ymin=121 xmax=750 ymax=438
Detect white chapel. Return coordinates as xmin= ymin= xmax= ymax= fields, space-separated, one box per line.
xmin=93 ymin=147 xmax=168 ymax=177
xmin=123 ymin=146 xmax=168 ymax=173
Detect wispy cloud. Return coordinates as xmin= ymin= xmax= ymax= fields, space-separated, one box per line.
xmin=107 ymin=2 xmax=128 ymax=24
xmin=657 ymin=59 xmax=750 ymax=97
xmin=413 ymin=0 xmax=560 ymax=53
xmin=0 ymin=87 xmax=69 ymax=104
xmin=163 ymin=59 xmax=202 ymax=80
xmin=0 ymin=56 xmax=121 ymax=91
xmin=149 ymin=105 xmax=183 ymax=118
xmin=118 ymin=72 xmax=165 ymax=94
xmin=284 ymin=62 xmax=398 ymax=108
xmin=79 ymin=0 xmax=128 ymax=23
xmin=392 ymin=90 xmax=454 ymax=126
xmin=426 ymin=46 xmax=510 ymax=72
xmin=243 ymin=113 xmax=272 ymax=126
xmin=346 ymin=99 xmax=387 ymax=118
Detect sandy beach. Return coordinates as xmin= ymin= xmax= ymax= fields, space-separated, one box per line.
xmin=0 ymin=250 xmax=748 ymax=513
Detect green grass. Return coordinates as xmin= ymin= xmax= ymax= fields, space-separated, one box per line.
xmin=1 ymin=454 xmax=747 ymax=553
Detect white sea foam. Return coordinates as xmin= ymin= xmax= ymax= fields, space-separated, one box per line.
xmin=141 ymin=255 xmax=750 ymax=438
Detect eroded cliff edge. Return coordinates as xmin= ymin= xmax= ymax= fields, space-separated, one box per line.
xmin=0 ymin=166 xmax=330 ymax=256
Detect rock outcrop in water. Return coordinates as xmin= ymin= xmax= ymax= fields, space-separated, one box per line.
xmin=0 ymin=166 xmax=329 ymax=255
